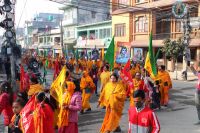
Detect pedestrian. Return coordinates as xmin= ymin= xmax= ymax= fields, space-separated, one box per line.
xmin=28 ymin=75 xmax=43 ymax=98
xmin=8 ymin=98 xmax=25 ymax=133
xmin=80 ymin=71 xmax=95 ymax=113
xmin=157 ymin=65 xmax=172 ymax=106
xmin=33 ymin=92 xmax=55 ymax=133
xmin=98 ymin=73 xmax=126 ymax=133
xmin=90 ymin=64 xmax=99 ymax=96
xmin=58 ymin=79 xmax=82 ymax=133
xmin=128 ymin=89 xmax=160 ymax=133
xmin=99 ymin=65 xmax=111 ymax=108
xmin=0 ymin=81 xmax=14 ymax=131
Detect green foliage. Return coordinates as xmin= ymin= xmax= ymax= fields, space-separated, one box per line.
xmin=162 ymin=38 xmax=184 ymax=60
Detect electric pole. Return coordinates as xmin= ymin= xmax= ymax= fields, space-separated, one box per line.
xmin=182 ymin=7 xmax=191 ymax=80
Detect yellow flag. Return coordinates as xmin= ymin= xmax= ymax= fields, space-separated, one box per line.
xmin=50 ymin=66 xmax=67 ymax=104
xmin=144 ymin=52 xmax=156 ymax=80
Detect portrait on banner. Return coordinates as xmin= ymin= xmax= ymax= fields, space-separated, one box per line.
xmin=115 ymin=42 xmax=130 ymax=64
xmin=133 ymin=48 xmax=143 ymax=62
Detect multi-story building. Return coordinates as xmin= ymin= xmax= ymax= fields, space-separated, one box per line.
xmin=111 ymin=0 xmax=200 ymax=70
xmin=57 ymin=0 xmax=111 ymax=51
xmin=75 ymin=20 xmax=112 ymax=56
xmin=24 ymin=13 xmax=63 ymax=48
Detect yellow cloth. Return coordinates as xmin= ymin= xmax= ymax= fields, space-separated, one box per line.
xmin=100 ymin=71 xmax=111 ymax=91
xmin=28 ymin=84 xmax=43 ymax=96
xmin=50 ymin=66 xmax=67 ymax=104
xmin=57 ymin=81 xmax=76 ymax=128
xmin=99 ymin=82 xmax=126 ymax=133
xmin=80 ymin=73 xmax=95 ymax=110
xmin=130 ymin=67 xmax=140 ymax=78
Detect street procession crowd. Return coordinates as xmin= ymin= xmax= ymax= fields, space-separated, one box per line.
xmin=2 ymin=32 xmax=200 ymax=132
xmin=0 ymin=48 xmax=178 ymax=133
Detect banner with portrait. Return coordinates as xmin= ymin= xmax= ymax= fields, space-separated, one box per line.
xmin=91 ymin=48 xmax=99 ymax=60
xmin=115 ymin=42 xmax=131 ymax=64
xmin=133 ymin=48 xmax=143 ymax=62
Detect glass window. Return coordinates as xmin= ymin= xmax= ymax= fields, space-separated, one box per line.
xmin=39 ymin=38 xmax=43 ymax=43
xmin=135 ymin=16 xmax=148 ymax=33
xmin=115 ymin=23 xmax=126 ymax=37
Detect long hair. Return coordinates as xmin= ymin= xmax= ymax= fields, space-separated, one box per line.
xmin=0 ymin=81 xmax=13 ymax=105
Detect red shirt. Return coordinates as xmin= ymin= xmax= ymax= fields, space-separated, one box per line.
xmin=128 ymin=106 xmax=160 ymax=133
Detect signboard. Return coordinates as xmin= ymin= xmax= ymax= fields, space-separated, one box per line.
xmin=115 ymin=42 xmax=130 ymax=64
xmin=190 ymin=17 xmax=200 ymax=28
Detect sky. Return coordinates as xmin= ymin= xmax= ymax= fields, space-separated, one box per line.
xmin=15 ymin=0 xmax=63 ymax=28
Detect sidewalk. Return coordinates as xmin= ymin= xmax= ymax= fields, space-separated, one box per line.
xmin=169 ymin=71 xmax=198 ymax=81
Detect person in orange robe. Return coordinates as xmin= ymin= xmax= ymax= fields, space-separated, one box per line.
xmin=80 ymin=71 xmax=95 ymax=113
xmin=98 ymin=73 xmax=126 ymax=133
xmin=34 ymin=92 xmax=54 ymax=133
xmin=128 ymin=72 xmax=148 ymax=107
xmin=99 ymin=65 xmax=111 ymax=107
xmin=158 ymin=65 xmax=172 ymax=106
xmin=28 ymin=76 xmax=43 ymax=98
xmin=58 ymin=78 xmax=82 ymax=133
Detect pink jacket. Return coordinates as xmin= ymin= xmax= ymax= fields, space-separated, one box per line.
xmin=197 ymin=73 xmax=200 ymax=90
xmin=68 ymin=92 xmax=82 ymax=123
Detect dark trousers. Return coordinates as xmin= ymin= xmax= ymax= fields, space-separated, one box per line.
xmin=94 ymin=80 xmax=98 ymax=94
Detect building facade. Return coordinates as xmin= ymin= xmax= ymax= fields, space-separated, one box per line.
xmin=75 ymin=20 xmax=112 ymax=56
xmin=58 ymin=0 xmax=111 ymax=51
xmin=24 ymin=13 xmax=63 ymax=48
xmin=111 ymin=0 xmax=200 ymax=70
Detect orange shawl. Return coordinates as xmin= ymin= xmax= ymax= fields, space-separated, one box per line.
xmin=57 ymin=81 xmax=76 ymax=128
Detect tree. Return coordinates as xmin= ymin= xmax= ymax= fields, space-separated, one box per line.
xmin=162 ymin=38 xmax=184 ymax=79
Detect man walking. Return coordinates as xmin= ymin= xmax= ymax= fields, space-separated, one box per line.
xmin=128 ymin=89 xmax=160 ymax=133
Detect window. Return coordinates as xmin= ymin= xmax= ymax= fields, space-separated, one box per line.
xmin=39 ymin=38 xmax=43 ymax=43
xmin=135 ymin=16 xmax=148 ymax=32
xmin=115 ymin=24 xmax=126 ymax=37
xmin=136 ymin=0 xmax=145 ymax=3
xmin=91 ymin=11 xmax=96 ymax=19
xmin=99 ymin=28 xmax=112 ymax=39
xmin=176 ymin=21 xmax=183 ymax=32
xmin=118 ymin=0 xmax=128 ymax=5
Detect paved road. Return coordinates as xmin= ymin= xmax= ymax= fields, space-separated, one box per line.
xmin=78 ymin=80 xmax=200 ymax=133
xmin=0 ymin=68 xmax=199 ymax=133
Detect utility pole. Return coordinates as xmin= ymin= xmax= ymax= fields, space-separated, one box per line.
xmin=182 ymin=8 xmax=191 ymax=80
xmin=11 ymin=0 xmax=17 ymax=91
xmin=60 ymin=17 xmax=64 ymax=57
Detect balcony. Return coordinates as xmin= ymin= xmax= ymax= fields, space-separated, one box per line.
xmin=153 ymin=33 xmax=171 ymax=40
xmin=75 ymin=38 xmax=111 ymax=48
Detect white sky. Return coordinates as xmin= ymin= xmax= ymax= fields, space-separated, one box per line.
xmin=15 ymin=0 xmax=63 ymax=28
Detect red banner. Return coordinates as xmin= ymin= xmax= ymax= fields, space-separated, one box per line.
xmin=20 ymin=65 xmax=25 ymax=92
xmin=20 ymin=96 xmax=36 ymax=133
xmin=120 ymin=60 xmax=134 ymax=95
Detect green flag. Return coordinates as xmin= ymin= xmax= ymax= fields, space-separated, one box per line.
xmin=144 ymin=32 xmax=157 ymax=77
xmin=155 ymin=48 xmax=161 ymax=62
xmin=105 ymin=36 xmax=115 ymax=70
